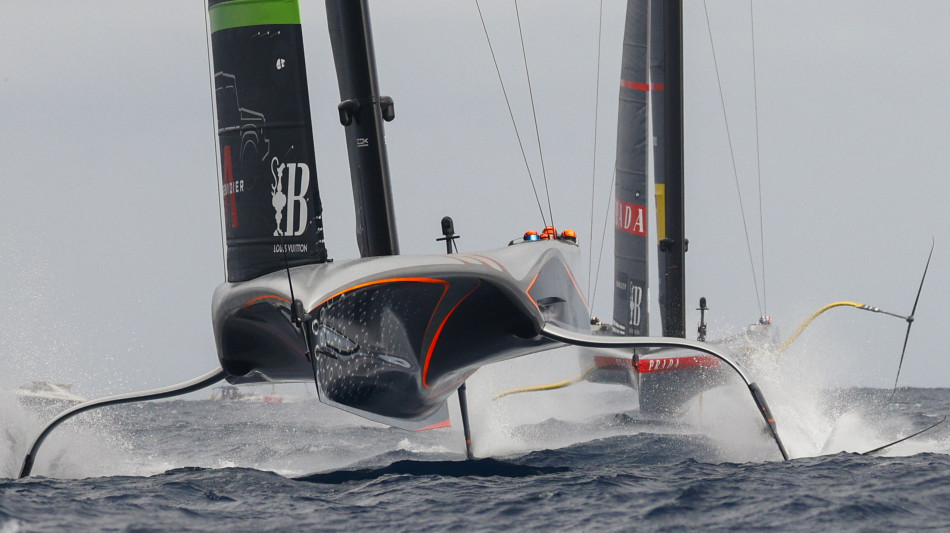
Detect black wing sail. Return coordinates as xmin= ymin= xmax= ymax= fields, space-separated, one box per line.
xmin=209 ymin=0 xmax=328 ymax=282
xmin=613 ymin=0 xmax=651 ymax=337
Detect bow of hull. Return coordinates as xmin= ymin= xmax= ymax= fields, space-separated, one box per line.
xmin=212 ymin=240 xmax=588 ymax=428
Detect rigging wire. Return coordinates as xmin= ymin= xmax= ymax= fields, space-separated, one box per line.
xmin=590 ymin=170 xmax=617 ymax=316
xmin=474 ymin=0 xmax=548 ymax=227
xmin=587 ymin=0 xmax=606 ymax=302
xmin=703 ymin=0 xmax=763 ymax=317
xmin=514 ymin=0 xmax=555 ymax=226
xmin=203 ymin=2 xmax=227 ymax=278
xmin=750 ymin=0 xmax=767 ymax=316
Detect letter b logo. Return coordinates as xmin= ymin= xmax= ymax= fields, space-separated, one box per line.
xmin=283 ymin=163 xmax=310 ymax=236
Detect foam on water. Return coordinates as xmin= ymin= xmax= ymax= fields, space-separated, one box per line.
xmin=0 ymin=393 xmax=151 ymax=479
xmin=2 ymin=387 xmax=950 ymax=532
xmin=395 ymin=437 xmax=452 ymax=455
xmin=463 ymin=348 xmax=646 ymax=458
xmin=458 ymin=333 xmax=947 ymax=464
xmin=3 ymin=330 xmax=947 ymax=483
xmin=729 ymin=335 xmax=944 ymax=460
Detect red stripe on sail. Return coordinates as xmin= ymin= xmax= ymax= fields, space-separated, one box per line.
xmin=620 ymin=80 xmax=665 ymax=91
xmin=223 ymin=145 xmax=238 ymax=228
xmin=621 ymin=79 xmax=650 ymax=91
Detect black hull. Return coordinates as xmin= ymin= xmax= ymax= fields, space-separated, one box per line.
xmin=213 ymin=241 xmax=588 ymax=429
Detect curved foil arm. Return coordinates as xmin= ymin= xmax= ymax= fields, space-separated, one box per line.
xmin=540 ymin=324 xmax=790 ymax=461
xmin=19 ymin=367 xmax=226 ymax=478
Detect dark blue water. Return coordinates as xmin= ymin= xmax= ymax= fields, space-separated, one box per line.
xmin=3 ymin=385 xmax=950 ymax=532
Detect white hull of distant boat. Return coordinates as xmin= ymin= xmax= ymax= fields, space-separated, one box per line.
xmin=210 ymin=385 xmax=289 ymax=404
xmin=16 ymin=382 xmax=85 ymax=410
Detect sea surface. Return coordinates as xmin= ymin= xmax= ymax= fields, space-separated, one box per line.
xmin=3 ymin=375 xmax=950 ymax=532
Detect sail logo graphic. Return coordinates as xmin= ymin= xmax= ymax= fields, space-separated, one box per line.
xmin=616 ymin=199 xmax=646 ymax=236
xmin=222 ymin=145 xmax=240 ymax=228
xmin=271 ymin=156 xmax=310 ymax=237
xmin=644 ymin=358 xmax=680 ymax=372
xmin=628 ymin=284 xmax=643 ymax=327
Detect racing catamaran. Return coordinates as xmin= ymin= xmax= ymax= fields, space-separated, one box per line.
xmin=19 ymin=0 xmax=799 ymax=478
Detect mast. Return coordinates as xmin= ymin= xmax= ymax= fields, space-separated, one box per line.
xmin=326 ymin=0 xmax=399 ymax=257
xmin=655 ymin=0 xmax=686 ymax=338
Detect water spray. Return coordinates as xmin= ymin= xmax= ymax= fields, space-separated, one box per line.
xmin=775 ymin=240 xmax=934 ymax=397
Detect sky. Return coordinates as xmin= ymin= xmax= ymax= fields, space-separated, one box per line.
xmin=1 ymin=0 xmax=949 ymax=398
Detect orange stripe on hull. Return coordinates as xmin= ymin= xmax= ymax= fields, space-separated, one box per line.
xmin=422 ymin=282 xmax=481 ymax=388
xmin=414 ymin=418 xmax=452 ymax=431
xmin=312 ymin=277 xmax=449 ymax=310
xmin=242 ymin=294 xmax=291 ymax=309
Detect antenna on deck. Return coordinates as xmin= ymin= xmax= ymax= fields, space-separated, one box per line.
xmin=436 ymin=216 xmax=460 ymax=254
xmin=697 ymin=297 xmax=708 ymax=342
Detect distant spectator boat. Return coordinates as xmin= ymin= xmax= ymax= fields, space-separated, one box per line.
xmin=16 ymin=382 xmax=85 ymax=409
xmin=210 ymin=385 xmax=283 ymax=404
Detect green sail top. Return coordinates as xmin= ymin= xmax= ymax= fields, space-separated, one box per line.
xmin=209 ymin=0 xmax=300 ymax=33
